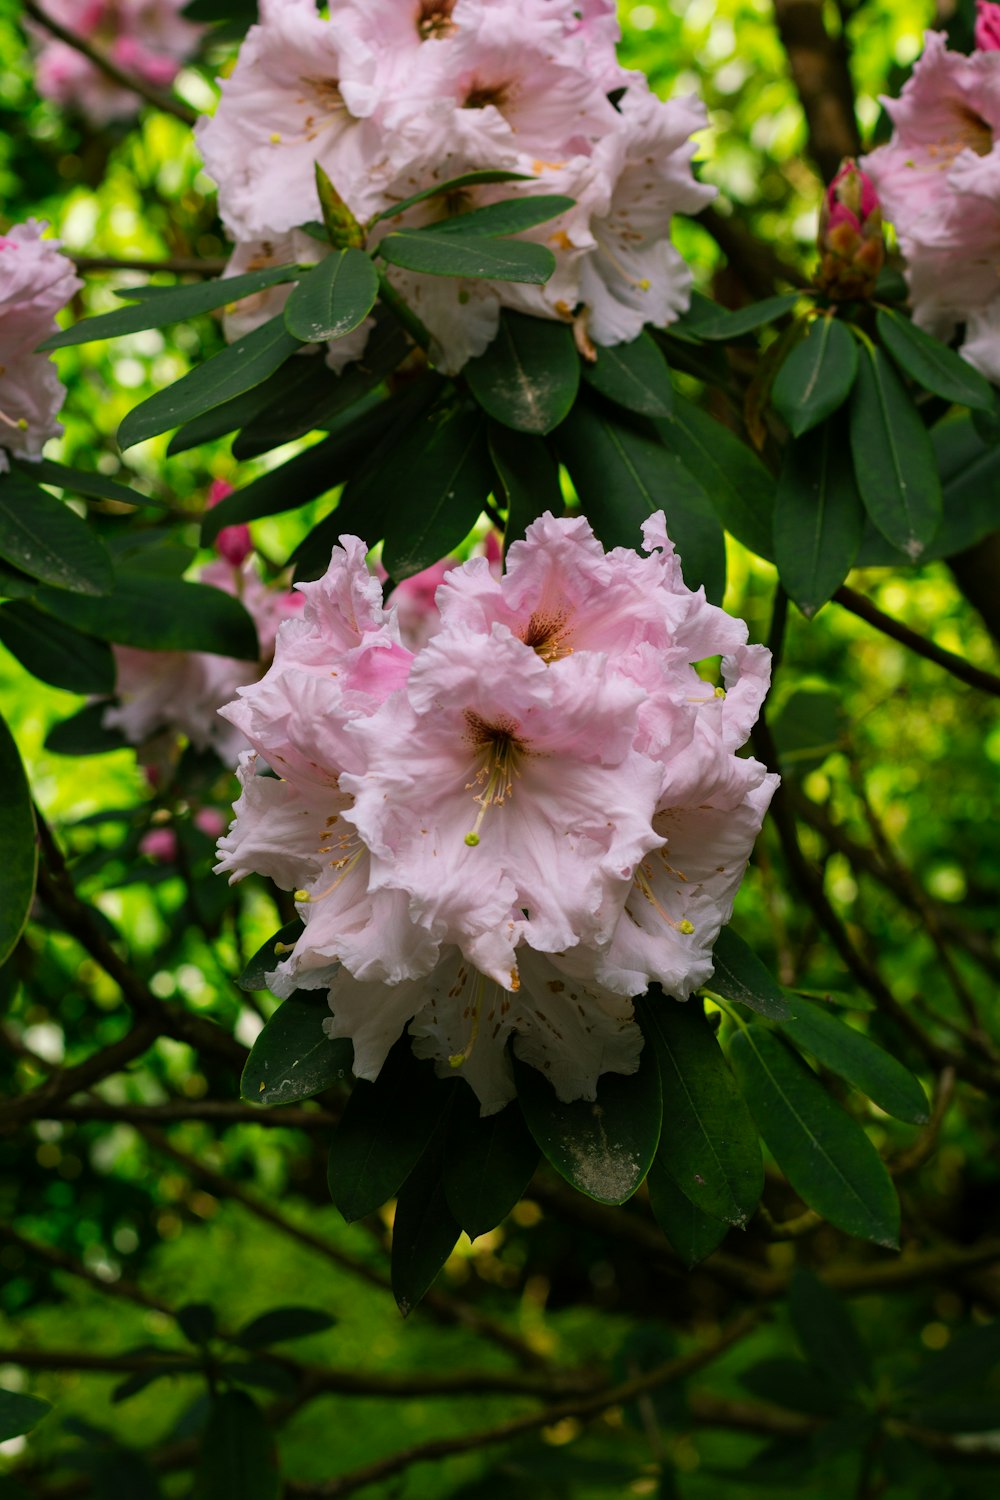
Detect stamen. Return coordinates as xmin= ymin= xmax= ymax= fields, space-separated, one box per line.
xmin=462 ymin=712 xmax=525 ymax=846
xmin=0 ymin=407 xmax=28 ymax=431
xmin=593 ymin=229 xmax=651 ymax=291
xmin=633 ymin=864 xmax=694 ymax=935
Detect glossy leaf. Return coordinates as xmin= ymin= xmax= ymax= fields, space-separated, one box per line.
xmin=40 ymin=265 xmax=300 ymax=349
xmin=0 ymin=1389 xmax=51 ymax=1443
xmin=44 ymin=702 xmax=128 ymax=758
xmin=381 ymin=398 xmax=494 ymax=579
xmin=25 ymin=458 xmax=149 ymax=508
xmin=657 ymin=394 xmax=775 ymax=560
xmin=557 ymin=402 xmax=726 ymax=602
xmin=328 ymin=1041 xmax=456 ymax=1221
xmin=443 ymin=1092 xmax=540 ymax=1240
xmin=877 ymin=307 xmax=994 ymax=412
xmin=378 ymin=230 xmax=555 ymax=284
xmin=283 ymin=248 xmax=379 ymax=342
xmin=774 ymin=419 xmax=864 ymax=616
xmin=465 ymin=311 xmax=579 ymax=434
xmin=118 ymin=314 xmax=303 ymax=450
xmin=235 ymin=1307 xmax=337 ymax=1349
xmin=728 ymin=1025 xmax=900 ymax=1248
xmin=0 ymin=469 xmax=115 ymax=596
xmin=789 ymin=1268 xmax=872 ymax=1392
xmin=513 ymin=1045 xmax=661 ymax=1206
xmin=781 ymin=995 xmax=929 ymax=1124
xmin=241 ymin=995 xmax=353 ymax=1107
xmin=646 ymin=1157 xmax=729 ymax=1267
xmin=637 ymin=992 xmax=762 ymax=1226
xmin=434 ymin=194 xmax=575 ymax=238
xmin=192 ymin=1391 xmax=280 ymax=1500
xmin=0 ymin=715 xmax=37 ymax=968
xmin=488 ymin=424 xmax=563 ymax=547
xmin=0 ymin=601 xmax=115 ymax=694
xmin=391 ymin=1128 xmax=461 ymax=1317
xmin=32 ymin=573 xmax=259 ymax=657
xmin=695 ymin=293 xmax=800 ymax=341
xmin=849 ymin=344 xmax=942 ymax=559
xmin=238 ymin=921 xmax=305 ymax=991
xmin=708 ymin=928 xmax=792 ymax=1020
xmin=582 ymin=332 xmax=673 ymax=418
xmin=771 ymin=316 xmax=858 ymax=437
xmin=370 ymin=169 xmax=534 ymax=224
xmin=166 ymin=357 xmax=320 ymax=455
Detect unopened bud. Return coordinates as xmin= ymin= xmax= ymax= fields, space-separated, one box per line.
xmin=315 ymin=162 xmax=365 ymax=251
xmin=976 ymin=1 xmax=1000 ymax=51
xmin=815 ymin=159 xmax=885 ymax=301
xmin=207 ymin=480 xmax=253 ymax=566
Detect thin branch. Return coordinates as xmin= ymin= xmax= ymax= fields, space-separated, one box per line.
xmin=0 ymin=1222 xmax=173 ymax=1316
xmin=696 ymin=206 xmax=810 ymax=298
xmin=835 ymin=585 xmax=1000 ymax=699
xmin=889 ymin=1067 xmax=956 ymax=1177
xmin=0 ymin=1019 xmax=160 ymax=1129
xmin=21 ymin=0 xmax=198 ymax=125
xmin=72 ymin=256 xmax=228 ymax=277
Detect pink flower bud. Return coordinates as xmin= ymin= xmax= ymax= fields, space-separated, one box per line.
xmin=976 ymin=1 xmax=1000 ymax=51
xmin=140 ymin=828 xmax=178 ymax=864
xmin=194 ymin=807 xmax=227 ymax=839
xmin=207 ymin=479 xmax=253 ymax=566
xmin=816 ymin=159 xmax=885 ymax=300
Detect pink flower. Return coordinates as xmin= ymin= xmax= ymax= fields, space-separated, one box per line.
xmin=977 ymin=1 xmax=1000 ymax=52
xmin=193 ymin=807 xmax=227 ymax=839
xmin=0 ymin=220 xmax=81 ymax=470
xmin=384 ymin=529 xmax=502 ymax=650
xmin=140 ymin=827 xmax=178 ymax=863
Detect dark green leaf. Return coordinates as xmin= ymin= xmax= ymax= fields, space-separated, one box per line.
xmin=224 ymin=1360 xmax=297 ymax=1396
xmin=770 ymin=687 xmax=844 ymax=775
xmin=166 ymin=357 xmax=320 ymax=456
xmin=112 ymin=1363 xmax=199 ymax=1404
xmin=637 ymin=992 xmax=762 ymax=1226
xmin=370 ymin=170 xmax=535 ymax=225
xmin=582 ymin=332 xmax=673 ymax=418
xmin=696 ymin=294 xmax=800 ymax=341
xmin=0 ymin=601 xmax=115 ymax=694
xmin=391 ymin=1127 xmax=461 ymax=1317
xmin=240 ymin=995 xmax=353 ymax=1107
xmin=32 ymin=573 xmax=259 ymax=657
xmin=708 ymin=928 xmax=792 ymax=1020
xmin=781 ymin=996 xmax=929 ymax=1124
xmin=40 ymin=266 xmax=300 ymax=349
xmin=907 ymin=1399 xmax=1000 ymax=1432
xmin=328 ymin=1040 xmax=456 ymax=1221
xmin=774 ymin=419 xmax=864 ymax=617
xmin=488 ymin=424 xmax=563 ymax=548
xmin=381 ymin=398 xmax=494 ymax=579
xmin=849 ymin=344 xmax=942 ymax=558
xmin=0 ymin=1388 xmax=51 ymax=1442
xmin=911 ymin=1321 xmax=1000 ymax=1399
xmin=118 ymin=315 xmax=303 ymax=451
xmin=443 ymin=1092 xmax=539 ymax=1239
xmin=513 ymin=1044 xmax=661 ymax=1206
xmin=465 ymin=311 xmax=578 ymax=434
xmin=0 ymin=559 xmax=36 ymax=600
xmin=728 ymin=1025 xmax=900 ymax=1248
xmin=378 ymin=231 xmax=555 ymax=284
xmin=432 ymin=194 xmax=575 ymax=238
xmin=45 ymin=702 xmax=128 ymax=757
xmin=557 ymin=402 xmax=726 ymax=602
xmin=201 ymin=433 xmax=350 ymax=542
xmin=192 ymin=1391 xmax=279 ymax=1500
xmin=0 ymin=469 xmax=115 ymax=596
xmin=235 ymin=1307 xmax=336 ymax=1349
xmin=657 ymin=394 xmax=775 ymax=560
xmin=0 ymin=716 xmax=37 ymax=968
xmin=283 ymin=248 xmax=379 ymax=342
xmin=646 ymin=1158 xmax=728 ymax=1267
xmin=238 ymin=921 xmax=304 ymax=991
xmin=772 ymin=316 xmax=859 ymax=437
xmin=877 ymin=308 xmax=994 ymax=412
xmin=177 ymin=1303 xmax=216 ymax=1344
xmin=25 ymin=458 xmax=149 ymax=507
xmin=790 ymin=1268 xmax=872 ymax=1392
xmin=739 ymin=1356 xmax=848 ymax=1418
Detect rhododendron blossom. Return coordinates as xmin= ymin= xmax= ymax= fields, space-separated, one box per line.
xmin=0 ymin=220 xmax=81 ymax=472
xmin=216 ymin=513 xmax=776 ymax=1113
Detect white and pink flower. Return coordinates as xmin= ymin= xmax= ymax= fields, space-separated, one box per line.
xmin=0 ymin=220 xmax=81 ymax=471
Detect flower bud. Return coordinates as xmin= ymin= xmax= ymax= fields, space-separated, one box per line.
xmin=815 ymin=159 xmax=885 ymax=300
xmin=207 ymin=478 xmax=253 ymax=566
xmin=140 ymin=828 xmax=178 ymax=864
xmin=976 ymin=1 xmax=1000 ymax=51
xmin=315 ymin=162 xmax=365 ymax=251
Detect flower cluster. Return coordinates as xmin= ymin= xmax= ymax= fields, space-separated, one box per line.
xmin=216 ymin=513 xmax=777 ymax=1114
xmin=29 ymin=1 xmax=202 ymax=126
xmin=198 ymin=0 xmax=714 ymax=372
xmin=0 ymin=219 xmax=81 ymax=474
xmin=861 ymin=3 xmax=1000 ymax=380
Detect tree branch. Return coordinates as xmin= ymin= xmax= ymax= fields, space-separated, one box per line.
xmin=72 ymin=256 xmax=228 ymax=277
xmin=772 ymin=0 xmax=861 ymax=183
xmin=29 ymin=1098 xmax=337 ymax=1129
xmin=835 ymin=585 xmax=1000 ymax=699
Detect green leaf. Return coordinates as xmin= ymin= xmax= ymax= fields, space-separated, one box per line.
xmin=0 ymin=601 xmax=115 ymax=694
xmin=0 ymin=469 xmax=115 ymax=596
xmin=177 ymin=1303 xmax=216 ymax=1344
xmin=877 ymin=308 xmax=995 ymax=412
xmin=637 ymin=992 xmax=762 ymax=1226
xmin=166 ymin=357 xmax=320 ymax=455
xmin=0 ymin=1389 xmax=51 ymax=1442
xmin=780 ymin=995 xmax=929 ymax=1124
xmin=32 ymin=573 xmax=259 ymax=657
xmin=739 ymin=1356 xmax=848 ymax=1418
xmin=378 ymin=231 xmax=555 ymax=284
xmin=327 ymin=1041 xmax=456 ymax=1221
xmin=728 ymin=1025 xmax=900 ymax=1248
xmin=774 ymin=419 xmax=864 ymax=617
xmin=283 ymin=248 xmax=379 ymax=342
xmin=771 ymin=317 xmax=859 ymax=437
xmin=695 ymin=294 xmax=800 ymax=341
xmin=582 ymin=332 xmax=673 ymax=418
xmin=202 ymin=422 xmax=374 ymax=542
xmin=44 ymin=702 xmax=128 ymax=758
xmin=40 ymin=266 xmax=300 ymax=349
xmin=432 ymin=194 xmax=575 ymax=238
xmin=25 ymin=458 xmax=149 ymax=508
xmin=656 ymin=394 xmax=775 ymax=560
xmin=789 ymin=1268 xmax=872 ymax=1392
xmin=557 ymin=401 xmax=726 ymax=602
xmin=381 ymin=398 xmax=494 ymax=579
xmin=238 ymin=921 xmax=304 ymax=991
xmin=646 ymin=1157 xmax=729 ymax=1267
xmin=708 ymin=928 xmax=792 ymax=1020
xmin=488 ymin=424 xmax=563 ymax=548
xmin=465 ymin=311 xmax=578 ymax=434
xmin=192 ymin=1391 xmax=280 ymax=1500
xmin=370 ymin=169 xmax=535 ymax=225
xmin=911 ymin=1322 xmax=1000 ymax=1399
xmin=513 ymin=1045 xmax=661 ymax=1206
xmin=849 ymin=344 xmax=942 ymax=559
xmin=0 ymin=715 xmax=37 ymax=968
xmin=235 ymin=1307 xmax=336 ymax=1349
xmin=391 ymin=1126 xmax=461 ymax=1317
xmin=0 ymin=559 xmax=37 ymax=600
xmin=442 ymin=1092 xmax=540 ymax=1239
xmin=770 ymin=687 xmax=844 ymax=775
xmin=240 ymin=995 xmax=353 ymax=1107
xmin=118 ymin=314 xmax=303 ymax=451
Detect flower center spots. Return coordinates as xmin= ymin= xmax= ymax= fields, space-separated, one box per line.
xmin=520 ymin=607 xmax=574 ymax=663
xmin=463 ymin=79 xmax=512 ymax=111
xmin=417 ymin=0 xmax=457 ymax=39
xmin=293 ymin=821 xmax=365 ymax=905
xmin=631 ymin=861 xmax=695 ymax=935
xmin=463 ymin=711 xmax=526 ymax=846
xmin=929 ymin=103 xmax=994 ymax=165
